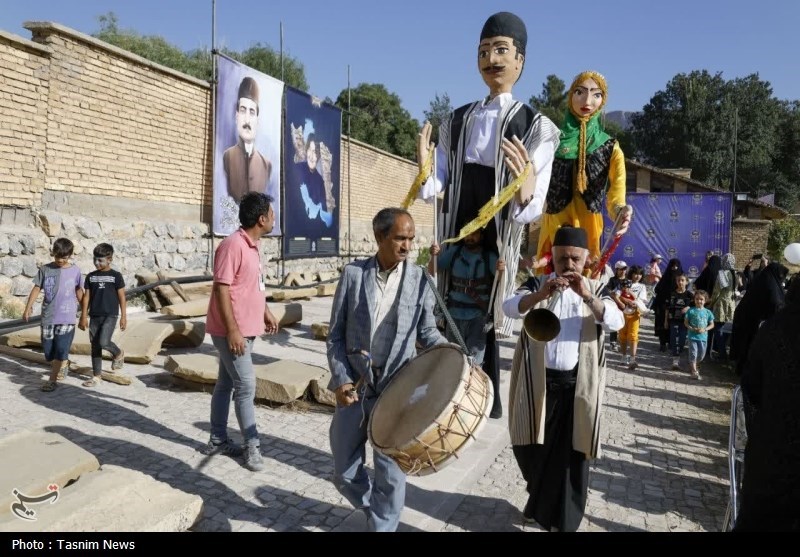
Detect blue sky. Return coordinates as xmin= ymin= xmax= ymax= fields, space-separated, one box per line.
xmin=1 ymin=0 xmax=797 ymax=123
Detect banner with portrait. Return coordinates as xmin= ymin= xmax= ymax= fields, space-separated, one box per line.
xmin=213 ymin=55 xmax=283 ymax=236
xmin=282 ymin=87 xmax=341 ymax=259
xmin=602 ymin=192 xmax=733 ymax=279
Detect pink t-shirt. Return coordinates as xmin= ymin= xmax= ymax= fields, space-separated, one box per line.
xmin=206 ymin=228 xmax=266 ymax=337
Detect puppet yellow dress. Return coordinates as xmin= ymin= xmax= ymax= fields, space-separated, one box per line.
xmin=536 ymin=71 xmax=627 ymax=270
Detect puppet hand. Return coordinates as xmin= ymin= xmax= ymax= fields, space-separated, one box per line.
xmin=417 ymin=121 xmax=434 ymax=173
xmin=615 ymin=206 xmax=634 ymax=236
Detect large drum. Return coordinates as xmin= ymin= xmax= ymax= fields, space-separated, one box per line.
xmin=368 ymin=343 xmax=494 ymax=476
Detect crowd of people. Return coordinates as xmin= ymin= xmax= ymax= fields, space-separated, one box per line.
xmin=17 ymin=9 xmax=797 ymax=535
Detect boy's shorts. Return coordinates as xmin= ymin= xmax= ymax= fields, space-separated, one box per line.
xmin=41 ymin=325 xmax=76 ymax=362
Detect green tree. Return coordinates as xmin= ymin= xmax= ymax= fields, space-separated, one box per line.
xmin=529 ymin=74 xmax=567 ymax=128
xmin=92 ymin=12 xmax=308 ymax=90
xmin=228 ymin=44 xmax=307 ymax=91
xmin=603 ymin=120 xmax=637 ymax=160
xmin=768 ymin=217 xmax=800 ymax=261
xmin=335 ymin=83 xmax=419 ymax=160
xmin=769 ymin=101 xmax=800 ymax=210
xmin=630 ymin=71 xmax=792 ymax=207
xmin=94 ymin=12 xmax=208 ymax=79
xmin=423 ymin=92 xmax=453 ymax=144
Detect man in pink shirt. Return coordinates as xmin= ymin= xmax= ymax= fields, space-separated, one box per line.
xmin=201 ymin=192 xmax=279 ymax=471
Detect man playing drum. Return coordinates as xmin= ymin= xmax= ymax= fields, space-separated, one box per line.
xmin=501 ymin=225 xmax=624 ymax=532
xmin=327 ymin=207 xmax=446 ymax=532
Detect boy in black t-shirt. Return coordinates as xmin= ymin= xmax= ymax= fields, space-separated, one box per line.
xmin=665 ymin=273 xmax=694 ymax=370
xmin=78 ymin=243 xmax=127 ymax=386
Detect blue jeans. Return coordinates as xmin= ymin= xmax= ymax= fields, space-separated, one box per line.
xmin=446 ymin=315 xmax=487 ymax=364
xmin=669 ymin=321 xmax=687 ymax=356
xmin=330 ymin=392 xmax=406 ymax=532
xmin=210 ymin=335 xmax=259 ymax=449
xmin=689 ymin=339 xmax=707 ymax=364
xmin=89 ymin=315 xmax=120 ymax=375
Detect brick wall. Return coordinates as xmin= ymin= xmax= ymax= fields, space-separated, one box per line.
xmin=26 ymin=22 xmax=212 ymax=208
xmin=0 ymin=30 xmax=49 ymax=208
xmin=731 ymin=219 xmax=770 ymax=266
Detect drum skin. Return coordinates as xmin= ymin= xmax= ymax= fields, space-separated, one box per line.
xmin=368 ymin=343 xmax=494 ymax=476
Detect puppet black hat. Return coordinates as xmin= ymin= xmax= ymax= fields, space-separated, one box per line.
xmin=553 ymin=225 xmax=588 ymax=249
xmin=237 ymin=76 xmax=260 ymax=107
xmin=480 ymin=12 xmax=527 ymax=55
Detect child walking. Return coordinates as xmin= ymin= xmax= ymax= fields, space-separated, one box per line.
xmin=78 ymin=243 xmax=127 ymax=387
xmin=684 ymin=289 xmax=714 ymax=380
xmin=22 ymin=238 xmax=83 ymax=392
xmin=616 ymin=265 xmax=649 ymax=369
xmin=666 ymin=273 xmax=694 ymax=370
xmin=429 ymin=229 xmax=505 ymax=418
xmin=429 ymin=229 xmax=505 ymax=366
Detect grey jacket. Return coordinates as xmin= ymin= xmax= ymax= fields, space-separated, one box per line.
xmin=326 ymin=257 xmax=445 ymax=393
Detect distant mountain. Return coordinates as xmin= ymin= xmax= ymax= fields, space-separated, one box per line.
xmin=604 ymin=111 xmax=638 ymax=130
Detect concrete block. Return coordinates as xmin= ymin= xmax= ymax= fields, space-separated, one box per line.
xmin=254 ymin=360 xmax=328 ymax=404
xmin=1 ymin=317 xmax=205 ymax=364
xmin=271 ymin=287 xmax=316 ymax=301
xmin=310 ymin=322 xmax=329 ymax=340
xmin=0 ymin=465 xmax=203 ymax=532
xmin=271 ymin=303 xmax=302 ymax=326
xmin=0 ymin=430 xmax=100 ymax=520
xmin=283 ymin=272 xmax=303 ymax=287
xmin=164 ymin=354 xmax=218 ymax=384
xmin=310 ymin=372 xmax=336 ymax=407
xmin=160 ymin=297 xmax=210 ymax=318
xmin=316 ymin=282 xmax=338 ymax=296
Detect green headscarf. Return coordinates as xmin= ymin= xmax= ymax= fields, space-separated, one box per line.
xmin=556 ymin=70 xmax=612 ymax=193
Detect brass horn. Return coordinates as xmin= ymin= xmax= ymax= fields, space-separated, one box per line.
xmin=523 ymin=289 xmax=563 ymax=342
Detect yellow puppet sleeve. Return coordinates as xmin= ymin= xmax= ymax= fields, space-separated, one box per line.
xmin=606 ymin=142 xmax=627 ymax=220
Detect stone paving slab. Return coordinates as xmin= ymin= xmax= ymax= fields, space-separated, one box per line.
xmin=0 ymin=429 xmax=100 ymax=519
xmin=0 ymin=464 xmax=204 ymax=532
xmin=0 ymin=300 xmax=735 ymax=532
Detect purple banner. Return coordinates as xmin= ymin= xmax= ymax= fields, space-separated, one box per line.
xmin=603 ymin=193 xmax=733 ymax=278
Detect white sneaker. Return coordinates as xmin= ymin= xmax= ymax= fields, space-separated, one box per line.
xmin=672 ymin=358 xmax=680 ymax=370
xmin=624 ymin=355 xmax=631 ymax=365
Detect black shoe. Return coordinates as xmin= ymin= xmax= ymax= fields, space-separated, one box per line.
xmin=198 ymin=439 xmax=244 ymax=457
xmin=659 ymin=344 xmax=667 ymax=352
xmin=489 ymin=400 xmax=503 ymax=419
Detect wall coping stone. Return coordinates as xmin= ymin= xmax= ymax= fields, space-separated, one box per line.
xmin=0 ymin=28 xmax=51 ymax=55
xmin=23 ymin=21 xmax=210 ymax=89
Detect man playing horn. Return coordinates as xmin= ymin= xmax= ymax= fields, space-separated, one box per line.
xmin=414 ymin=11 xmax=560 ymax=418
xmin=501 ymin=225 xmax=623 ymax=532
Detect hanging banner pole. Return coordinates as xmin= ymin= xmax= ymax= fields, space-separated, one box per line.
xmin=431 ymin=147 xmax=438 ymax=285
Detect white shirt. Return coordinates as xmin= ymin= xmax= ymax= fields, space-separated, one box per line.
xmin=503 ymin=274 xmax=624 ymax=371
xmin=371 ymin=260 xmax=404 ymax=370
xmin=419 ymin=93 xmax=556 ymax=227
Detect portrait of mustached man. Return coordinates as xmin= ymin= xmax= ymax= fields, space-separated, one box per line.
xmin=223 ymin=76 xmax=273 ymax=203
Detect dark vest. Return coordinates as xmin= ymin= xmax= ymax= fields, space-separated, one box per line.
xmin=223 ymin=141 xmax=272 ymax=203
xmin=545 ymin=138 xmax=616 ymax=214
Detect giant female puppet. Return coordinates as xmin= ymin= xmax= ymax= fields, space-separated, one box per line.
xmin=536 ymin=71 xmax=633 ymax=275
xmin=410 ymin=12 xmax=561 ymax=418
